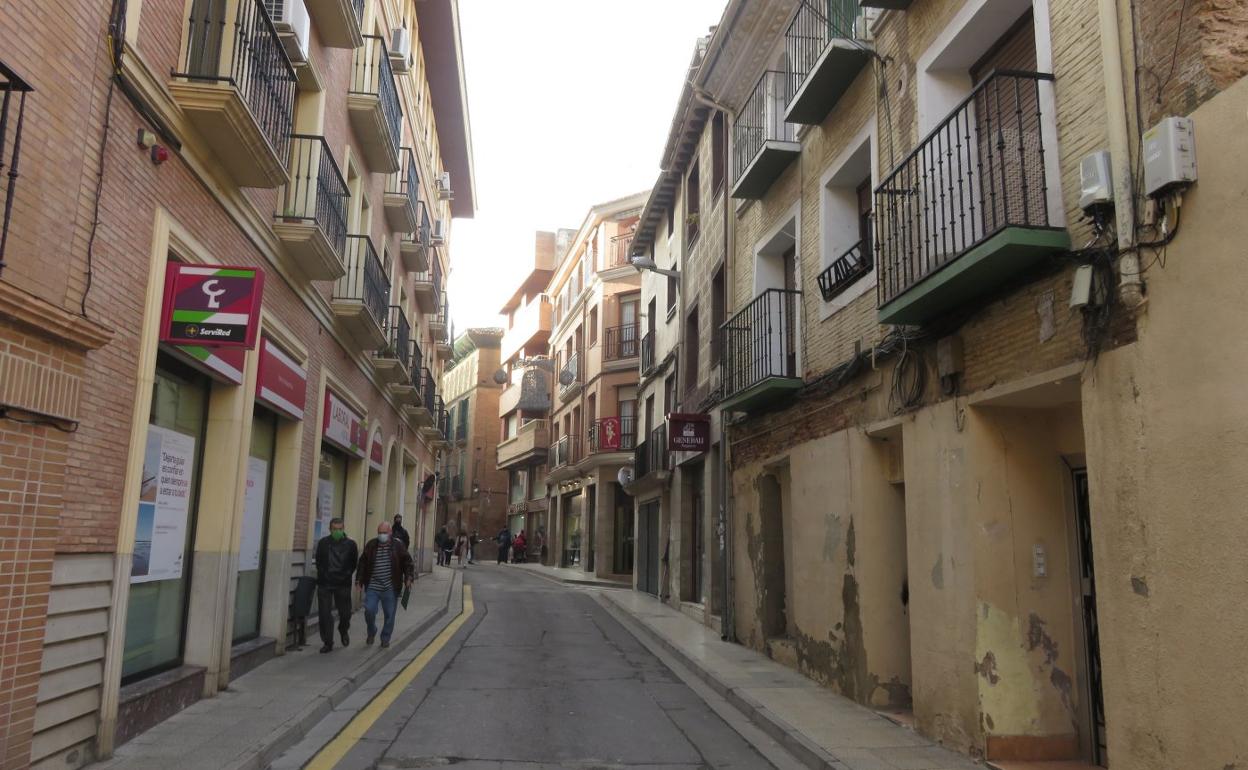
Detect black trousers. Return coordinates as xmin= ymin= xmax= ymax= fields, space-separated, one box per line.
xmin=317 ymin=585 xmax=352 ymax=646
xmin=497 ymin=545 xmax=509 ymax=564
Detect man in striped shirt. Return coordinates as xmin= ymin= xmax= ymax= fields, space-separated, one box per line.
xmin=356 ymin=521 xmax=414 ymax=648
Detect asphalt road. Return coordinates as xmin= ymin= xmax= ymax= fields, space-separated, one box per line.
xmin=320 ymin=565 xmax=775 ymax=770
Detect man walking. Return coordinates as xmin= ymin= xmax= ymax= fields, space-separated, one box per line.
xmin=496 ymin=525 xmax=512 ymax=565
xmin=469 ymin=530 xmax=480 ymax=564
xmin=392 ymin=514 xmax=411 ymax=550
xmin=356 ymin=521 xmax=414 ymax=648
xmin=434 ymin=526 xmax=449 ymax=566
xmin=314 ymin=517 xmax=358 ymax=654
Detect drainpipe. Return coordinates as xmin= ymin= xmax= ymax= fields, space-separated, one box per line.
xmin=1097 ymin=0 xmax=1143 ymax=308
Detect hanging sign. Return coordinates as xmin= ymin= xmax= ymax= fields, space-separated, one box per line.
xmin=598 ymin=416 xmax=621 ymax=451
xmin=667 ymin=413 xmax=711 ymax=453
xmin=256 ymin=338 xmax=307 ymax=420
xmin=131 ymin=425 xmax=197 ymax=584
xmin=160 ymin=263 xmax=265 ymax=348
xmin=323 ymin=390 xmax=366 ymax=457
xmin=369 ymin=432 xmax=384 ymax=472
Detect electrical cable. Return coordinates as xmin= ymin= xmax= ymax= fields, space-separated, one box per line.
xmin=1156 ymin=0 xmax=1192 ymax=104
xmin=0 ymin=407 xmax=79 ymax=433
xmin=81 ymin=76 xmax=116 ymax=318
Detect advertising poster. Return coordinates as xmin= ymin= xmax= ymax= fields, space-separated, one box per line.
xmin=239 ymin=457 xmax=269 ymax=572
xmin=315 ymin=479 xmax=334 ymax=542
xmin=131 ymin=426 xmax=196 ymax=584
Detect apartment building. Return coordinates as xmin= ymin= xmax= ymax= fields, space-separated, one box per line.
xmin=0 ymin=0 xmax=472 ymax=765
xmin=639 ymin=0 xmax=1248 ymax=766
xmin=438 ymin=328 xmax=508 ymax=556
xmin=543 ymin=195 xmax=646 ymax=579
xmin=495 ymin=232 xmax=562 ymax=560
xmin=626 ymin=37 xmax=731 ymax=622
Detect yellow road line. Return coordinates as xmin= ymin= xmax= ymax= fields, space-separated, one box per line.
xmin=305 ymin=585 xmax=474 ymax=770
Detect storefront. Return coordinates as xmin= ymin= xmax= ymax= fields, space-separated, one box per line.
xmin=317 ymin=389 xmax=367 ymax=542
xmin=232 ymin=407 xmax=276 ymax=643
xmin=562 ymin=491 xmax=583 ymax=567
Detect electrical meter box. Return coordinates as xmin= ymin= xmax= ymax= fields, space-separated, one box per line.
xmin=1079 ymin=150 xmax=1113 ymax=212
xmin=1143 ymin=116 xmax=1197 ymax=196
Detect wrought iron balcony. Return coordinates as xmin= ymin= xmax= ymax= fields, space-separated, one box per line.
xmin=603 ymin=324 xmax=640 ymax=362
xmin=400 ymin=201 xmax=433 ymax=273
xmin=430 ymin=297 xmax=449 ymax=338
xmin=640 ymin=331 xmax=655 ymax=375
xmin=373 ymin=306 xmax=411 ymax=382
xmin=559 ymin=351 xmax=582 ymax=398
xmin=783 ymin=0 xmax=873 ymax=125
xmin=385 ymin=147 xmax=419 ymax=233
xmin=732 ymin=70 xmax=800 ymax=199
xmin=607 ymin=232 xmax=635 ymax=269
xmin=550 ymin=434 xmax=582 ymax=470
xmin=170 ymin=0 xmax=296 ymax=187
xmin=721 ymin=288 xmax=802 ymax=412
xmin=305 ymin=0 xmax=364 ymax=48
xmin=348 ymin=35 xmax=402 ymax=173
xmin=332 ymin=235 xmax=390 ymax=349
xmin=274 ymin=134 xmax=349 ymax=280
xmin=875 ymin=70 xmax=1069 ymax=325
xmin=413 ymin=257 xmax=442 ymax=313
xmin=633 ymin=423 xmax=670 ymax=481
xmin=391 ymin=339 xmax=422 ymax=405
xmin=817 ymin=239 xmax=872 ymax=301
xmin=0 ymin=62 xmax=32 ymax=277
xmin=588 ymin=416 xmax=637 ymax=455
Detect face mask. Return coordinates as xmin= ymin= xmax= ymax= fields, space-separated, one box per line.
xmin=378 ymin=533 xmax=390 ymax=544
xmin=330 ymin=530 xmax=345 ymax=541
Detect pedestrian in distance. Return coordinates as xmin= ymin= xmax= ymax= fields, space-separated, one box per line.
xmin=455 ymin=532 xmax=469 ymax=566
xmin=356 ymin=521 xmax=414 ymax=649
xmin=434 ymin=526 xmax=449 ymax=566
xmin=469 ymin=530 xmax=480 ymax=564
xmin=314 ymin=517 xmax=358 ymax=654
xmin=441 ymin=528 xmax=455 ymax=566
xmin=535 ymin=528 xmax=546 ymax=565
xmin=392 ymin=514 xmax=411 ymax=550
xmin=496 ymin=525 xmax=512 ymax=565
xmin=512 ymin=529 xmax=527 ymax=563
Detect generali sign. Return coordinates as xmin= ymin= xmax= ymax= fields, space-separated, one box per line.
xmin=667 ymin=413 xmax=710 ymax=453
xmin=323 ymin=390 xmax=366 ymax=457
xmin=160 ymin=263 xmax=264 ymax=348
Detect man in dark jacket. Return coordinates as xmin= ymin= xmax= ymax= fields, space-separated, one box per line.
xmin=314 ymin=517 xmax=358 ymax=653
xmin=496 ymin=526 xmax=512 ymax=565
xmin=356 ymin=521 xmax=414 ymax=648
xmin=392 ymin=514 xmax=411 ymax=550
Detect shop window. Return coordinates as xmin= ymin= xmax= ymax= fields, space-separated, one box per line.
xmin=122 ymin=356 xmax=210 ymax=682
xmin=233 ymin=407 xmax=277 ymax=643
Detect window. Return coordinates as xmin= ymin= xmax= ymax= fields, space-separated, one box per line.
xmin=589 ymin=306 xmax=599 ymax=346
xmin=686 ymin=162 xmax=701 ymax=244
xmin=666 ymin=270 xmax=677 ymax=316
xmin=711 ymin=266 xmax=725 ymax=366
xmin=666 ymin=205 xmax=674 ymax=239
xmin=711 ymin=112 xmax=726 ymax=195
xmin=685 ymin=307 xmax=699 ymax=392
xmin=509 ymin=470 xmax=527 ymax=505
xmin=663 ymin=374 xmax=676 ymax=415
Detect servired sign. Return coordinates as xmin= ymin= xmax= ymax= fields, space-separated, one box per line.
xmin=256 ymin=338 xmax=307 ymax=420
xmin=160 ymin=263 xmax=265 ymax=348
xmin=667 ymin=413 xmax=711 ymax=453
xmin=323 ymin=390 xmax=366 ymax=458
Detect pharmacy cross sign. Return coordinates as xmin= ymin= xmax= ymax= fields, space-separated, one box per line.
xmin=160 ymin=263 xmax=265 ymax=349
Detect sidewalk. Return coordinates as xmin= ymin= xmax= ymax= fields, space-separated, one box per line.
xmin=506 ymin=560 xmax=631 ymax=589
xmin=88 ymin=568 xmax=460 ymax=770
xmin=597 ymin=589 xmax=984 ymax=770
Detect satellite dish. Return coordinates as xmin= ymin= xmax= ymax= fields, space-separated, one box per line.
xmin=492 ymin=368 xmax=508 ymax=385
xmin=617 ymin=467 xmax=634 ymax=489
xmin=559 ymin=369 xmax=575 ymax=386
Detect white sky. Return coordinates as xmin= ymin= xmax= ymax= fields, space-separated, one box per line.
xmin=447 ymin=0 xmax=728 ymax=331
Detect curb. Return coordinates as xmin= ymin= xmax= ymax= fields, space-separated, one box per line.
xmin=233 ymin=571 xmax=460 ymax=770
xmin=507 ymin=564 xmax=631 ymax=590
xmin=594 ymin=592 xmax=841 ymax=770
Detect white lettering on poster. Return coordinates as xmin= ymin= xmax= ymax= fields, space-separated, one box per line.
xmin=315 ymin=478 xmax=334 ymax=542
xmin=239 ymin=457 xmax=268 ymax=572
xmin=131 ymin=426 xmax=196 ymax=584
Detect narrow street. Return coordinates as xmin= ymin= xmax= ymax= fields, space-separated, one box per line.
xmin=290 ymin=567 xmax=774 ymax=770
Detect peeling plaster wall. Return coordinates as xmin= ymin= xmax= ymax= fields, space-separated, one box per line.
xmin=1082 ymin=76 xmax=1248 ymax=770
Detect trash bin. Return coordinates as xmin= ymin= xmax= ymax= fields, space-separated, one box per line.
xmin=290 ymin=575 xmax=317 ymax=649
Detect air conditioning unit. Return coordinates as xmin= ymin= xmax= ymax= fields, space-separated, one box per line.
xmin=436 ymin=172 xmax=454 ymax=201
xmin=431 ymin=219 xmax=446 ymax=245
xmin=390 ymin=28 xmax=412 ymax=73
xmin=263 ymin=0 xmax=310 ymax=64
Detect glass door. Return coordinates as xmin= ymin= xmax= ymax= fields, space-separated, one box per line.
xmin=233 ymin=408 xmax=277 ymax=643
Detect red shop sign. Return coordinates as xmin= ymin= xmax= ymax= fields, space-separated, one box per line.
xmin=598 ymin=417 xmax=621 ymax=451
xmin=369 ymin=432 xmax=384 ymax=472
xmin=323 ymin=390 xmax=366 ymax=457
xmin=256 ymin=338 xmax=307 ymax=420
xmin=160 ymin=263 xmax=265 ymax=349
xmin=667 ymin=413 xmax=710 ymax=453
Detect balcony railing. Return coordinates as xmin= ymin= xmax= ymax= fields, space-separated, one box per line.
xmin=384 ymin=147 xmax=419 ymax=230
xmin=817 ymin=239 xmax=872 ymax=301
xmin=177 ymin=0 xmax=295 ymax=166
xmin=377 ymin=305 xmax=410 ymax=362
xmin=641 ymin=331 xmax=655 ymax=374
xmin=451 ymin=475 xmax=464 ymax=500
xmin=280 ymin=134 xmax=349 ymax=254
xmin=408 ymin=340 xmax=425 ymax=388
xmin=875 ymin=71 xmax=1058 ymax=313
xmin=603 ymin=323 xmax=639 ymax=362
xmin=550 ymin=434 xmax=582 ymax=469
xmin=634 ymin=422 xmax=670 ymax=480
xmin=350 ymin=34 xmax=402 ymax=166
xmin=421 ymin=367 xmax=437 ymax=414
xmin=559 ymin=351 xmax=581 ymax=392
xmin=588 ymin=416 xmax=637 ymax=454
xmin=414 ymin=258 xmax=443 ymax=299
xmin=721 ymin=288 xmax=801 ymax=401
xmin=783 ymin=1 xmax=871 ymax=124
xmin=334 ymin=235 xmax=389 ymax=332
xmin=0 ymin=62 xmax=32 ymax=276
xmin=607 ymin=232 xmax=635 ymax=268
xmin=732 ymin=70 xmax=800 ymax=198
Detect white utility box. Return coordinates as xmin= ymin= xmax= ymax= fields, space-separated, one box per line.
xmin=1143 ymin=116 xmax=1197 ymax=197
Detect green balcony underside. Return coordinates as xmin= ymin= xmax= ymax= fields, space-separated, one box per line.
xmin=732 ymin=142 xmax=800 ymax=200
xmin=859 ymin=0 xmax=912 ymax=8
xmin=721 ymin=375 xmax=804 ymax=414
xmin=784 ymin=43 xmax=873 ymax=126
xmin=878 ymin=226 xmax=1072 ymax=325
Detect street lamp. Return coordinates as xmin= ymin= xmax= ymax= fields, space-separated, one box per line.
xmin=629 ymin=255 xmax=680 ymax=280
